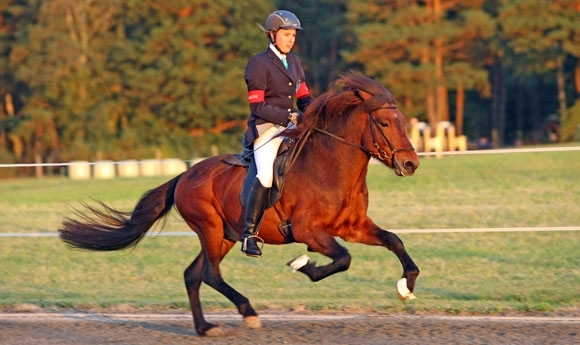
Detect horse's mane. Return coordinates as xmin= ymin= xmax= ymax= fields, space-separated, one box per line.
xmin=301 ymin=71 xmax=395 ymax=131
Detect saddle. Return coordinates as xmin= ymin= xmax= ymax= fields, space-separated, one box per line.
xmin=223 ymin=138 xmax=295 ymax=209
xmin=223 ymin=131 xmax=312 ymax=242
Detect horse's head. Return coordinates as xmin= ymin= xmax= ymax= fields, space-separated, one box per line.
xmin=303 ymin=71 xmax=419 ymax=176
xmin=354 ymin=85 xmax=419 ymax=176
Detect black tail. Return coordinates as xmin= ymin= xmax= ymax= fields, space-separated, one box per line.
xmin=58 ymin=173 xmax=183 ymax=251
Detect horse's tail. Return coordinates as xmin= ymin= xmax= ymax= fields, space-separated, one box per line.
xmin=58 ymin=173 xmax=184 ymax=251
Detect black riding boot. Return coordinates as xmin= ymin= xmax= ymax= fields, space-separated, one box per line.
xmin=241 ymin=179 xmax=270 ymax=257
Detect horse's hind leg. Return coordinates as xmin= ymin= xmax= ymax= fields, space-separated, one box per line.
xmin=184 ymin=233 xmax=260 ymax=336
xmin=184 ymin=253 xmax=221 ymax=336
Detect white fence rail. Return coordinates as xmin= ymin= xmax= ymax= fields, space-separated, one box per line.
xmin=1 ymin=146 xmax=580 ymax=170
xmin=1 ymin=226 xmax=579 ymax=238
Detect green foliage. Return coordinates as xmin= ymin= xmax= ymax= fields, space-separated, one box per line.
xmin=499 ymin=0 xmax=580 ymax=74
xmin=3 ymin=0 xmax=271 ymax=163
xmin=0 ymin=1 xmax=579 ymax=167
xmin=344 ymin=1 xmax=495 ymax=122
xmin=281 ymin=0 xmax=351 ymax=92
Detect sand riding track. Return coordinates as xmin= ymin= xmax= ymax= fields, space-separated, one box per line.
xmin=1 ymin=311 xmax=579 ymax=345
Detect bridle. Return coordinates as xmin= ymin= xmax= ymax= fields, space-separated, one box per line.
xmin=313 ymin=104 xmax=415 ymax=163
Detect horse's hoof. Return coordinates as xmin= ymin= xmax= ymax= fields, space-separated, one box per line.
xmin=203 ymin=326 xmax=227 ymax=337
xmin=396 ymin=278 xmax=417 ymax=302
xmin=287 ymin=254 xmax=310 ymax=272
xmin=243 ymin=315 xmax=262 ymax=329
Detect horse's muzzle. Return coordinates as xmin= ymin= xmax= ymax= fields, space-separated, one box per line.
xmin=394 ymin=158 xmax=419 ymax=176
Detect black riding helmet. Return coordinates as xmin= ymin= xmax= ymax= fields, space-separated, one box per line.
xmin=258 ymin=10 xmax=303 ymax=44
xmin=264 ymin=10 xmax=303 ymax=31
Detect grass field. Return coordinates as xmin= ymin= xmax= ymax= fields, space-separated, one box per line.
xmin=1 ymin=149 xmax=579 ymax=315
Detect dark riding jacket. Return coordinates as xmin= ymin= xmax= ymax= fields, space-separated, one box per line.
xmin=243 ymin=47 xmax=313 ymax=148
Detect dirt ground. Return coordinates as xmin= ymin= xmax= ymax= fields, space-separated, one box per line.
xmin=1 ymin=310 xmax=579 ymax=345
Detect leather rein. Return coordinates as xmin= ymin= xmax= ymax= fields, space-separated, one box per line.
xmin=313 ymin=104 xmax=415 ymax=163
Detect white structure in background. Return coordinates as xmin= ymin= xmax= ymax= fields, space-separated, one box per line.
xmin=66 ymin=158 xmax=189 ymax=179
xmin=161 ymin=158 xmax=188 ymax=176
xmin=140 ymin=159 xmax=162 ymax=177
xmin=409 ymin=120 xmax=467 ymax=157
xmin=92 ymin=160 xmax=116 ymax=179
xmin=68 ymin=161 xmax=91 ymax=180
xmin=117 ymin=160 xmax=140 ymax=178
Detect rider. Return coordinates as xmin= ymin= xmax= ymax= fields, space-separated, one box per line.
xmin=241 ymin=10 xmax=314 ymax=257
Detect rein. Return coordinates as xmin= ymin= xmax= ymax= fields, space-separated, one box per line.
xmin=313 ymin=106 xmax=414 ymax=162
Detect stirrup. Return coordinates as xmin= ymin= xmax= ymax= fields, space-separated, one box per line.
xmin=241 ymin=235 xmax=264 ymax=257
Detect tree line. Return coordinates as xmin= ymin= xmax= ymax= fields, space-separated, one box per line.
xmin=1 ymin=0 xmax=579 ymax=177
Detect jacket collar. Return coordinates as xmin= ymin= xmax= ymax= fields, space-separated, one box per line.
xmin=269 ymin=43 xmax=286 ymax=60
xmin=266 ymin=47 xmax=293 ymax=78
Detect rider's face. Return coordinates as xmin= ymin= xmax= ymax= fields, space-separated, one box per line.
xmin=273 ymin=29 xmax=296 ymax=54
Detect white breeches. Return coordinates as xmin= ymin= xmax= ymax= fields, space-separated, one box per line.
xmin=252 ymin=123 xmax=287 ymax=188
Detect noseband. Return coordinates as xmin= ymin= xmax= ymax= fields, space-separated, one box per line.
xmin=313 ymin=105 xmax=414 ymax=163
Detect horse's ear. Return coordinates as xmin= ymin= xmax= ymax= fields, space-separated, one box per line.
xmin=354 ymin=88 xmax=373 ymax=102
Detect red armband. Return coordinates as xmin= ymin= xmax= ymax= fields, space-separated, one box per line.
xmin=296 ymin=82 xmax=310 ymax=98
xmin=248 ymin=90 xmax=265 ymax=103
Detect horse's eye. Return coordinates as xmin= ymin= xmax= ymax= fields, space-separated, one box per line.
xmin=380 ymin=121 xmax=389 ymax=127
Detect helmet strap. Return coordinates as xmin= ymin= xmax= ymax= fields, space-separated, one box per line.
xmin=268 ymin=31 xmax=276 ymax=44
xmin=269 ymin=31 xmax=290 ymax=54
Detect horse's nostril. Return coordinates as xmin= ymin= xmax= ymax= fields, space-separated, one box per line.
xmin=403 ymin=160 xmax=416 ymax=171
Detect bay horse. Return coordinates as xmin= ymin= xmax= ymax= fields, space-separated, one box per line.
xmin=59 ymin=71 xmax=420 ymax=337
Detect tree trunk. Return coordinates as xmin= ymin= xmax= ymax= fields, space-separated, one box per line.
xmin=1 ymin=93 xmax=15 ymax=150
xmin=556 ymin=59 xmax=568 ymax=136
xmin=529 ymin=76 xmax=540 ymax=143
xmin=498 ymin=64 xmax=506 ymax=147
xmin=491 ymin=58 xmax=506 ymax=147
xmin=575 ymin=60 xmax=580 ymax=95
xmin=516 ymin=81 xmax=524 ymax=145
xmin=422 ymin=46 xmax=436 ymax=126
xmin=455 ymin=81 xmax=465 ymax=136
xmin=35 ymin=152 xmax=43 ymax=178
xmin=434 ymin=39 xmax=448 ymax=123
xmin=433 ymin=0 xmax=448 ymax=123
xmin=422 ymin=0 xmax=436 ymax=127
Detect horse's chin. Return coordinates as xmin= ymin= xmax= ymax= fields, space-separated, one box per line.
xmin=395 ymin=169 xmax=410 ymax=177
xmin=393 ymin=162 xmax=416 ymax=177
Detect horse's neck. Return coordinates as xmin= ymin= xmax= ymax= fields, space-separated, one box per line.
xmin=297 ymin=137 xmax=370 ymax=187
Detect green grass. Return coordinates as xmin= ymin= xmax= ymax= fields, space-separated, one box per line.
xmin=366 ymin=150 xmax=580 ymax=229
xmin=0 ymin=150 xmax=579 ymax=315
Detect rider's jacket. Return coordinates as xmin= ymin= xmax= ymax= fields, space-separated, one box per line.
xmin=243 ymin=47 xmax=313 ymax=148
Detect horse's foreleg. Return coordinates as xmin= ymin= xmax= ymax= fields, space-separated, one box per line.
xmin=366 ymin=227 xmax=420 ymax=295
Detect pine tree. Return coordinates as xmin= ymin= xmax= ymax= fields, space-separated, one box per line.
xmin=345 ymin=0 xmax=494 ymax=136
xmin=282 ymin=0 xmax=350 ymax=94
xmin=499 ymin=0 xmax=580 ymax=142
xmin=8 ymin=0 xmax=273 ymax=161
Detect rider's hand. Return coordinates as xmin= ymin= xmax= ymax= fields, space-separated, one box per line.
xmin=288 ymin=112 xmax=300 ymax=125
